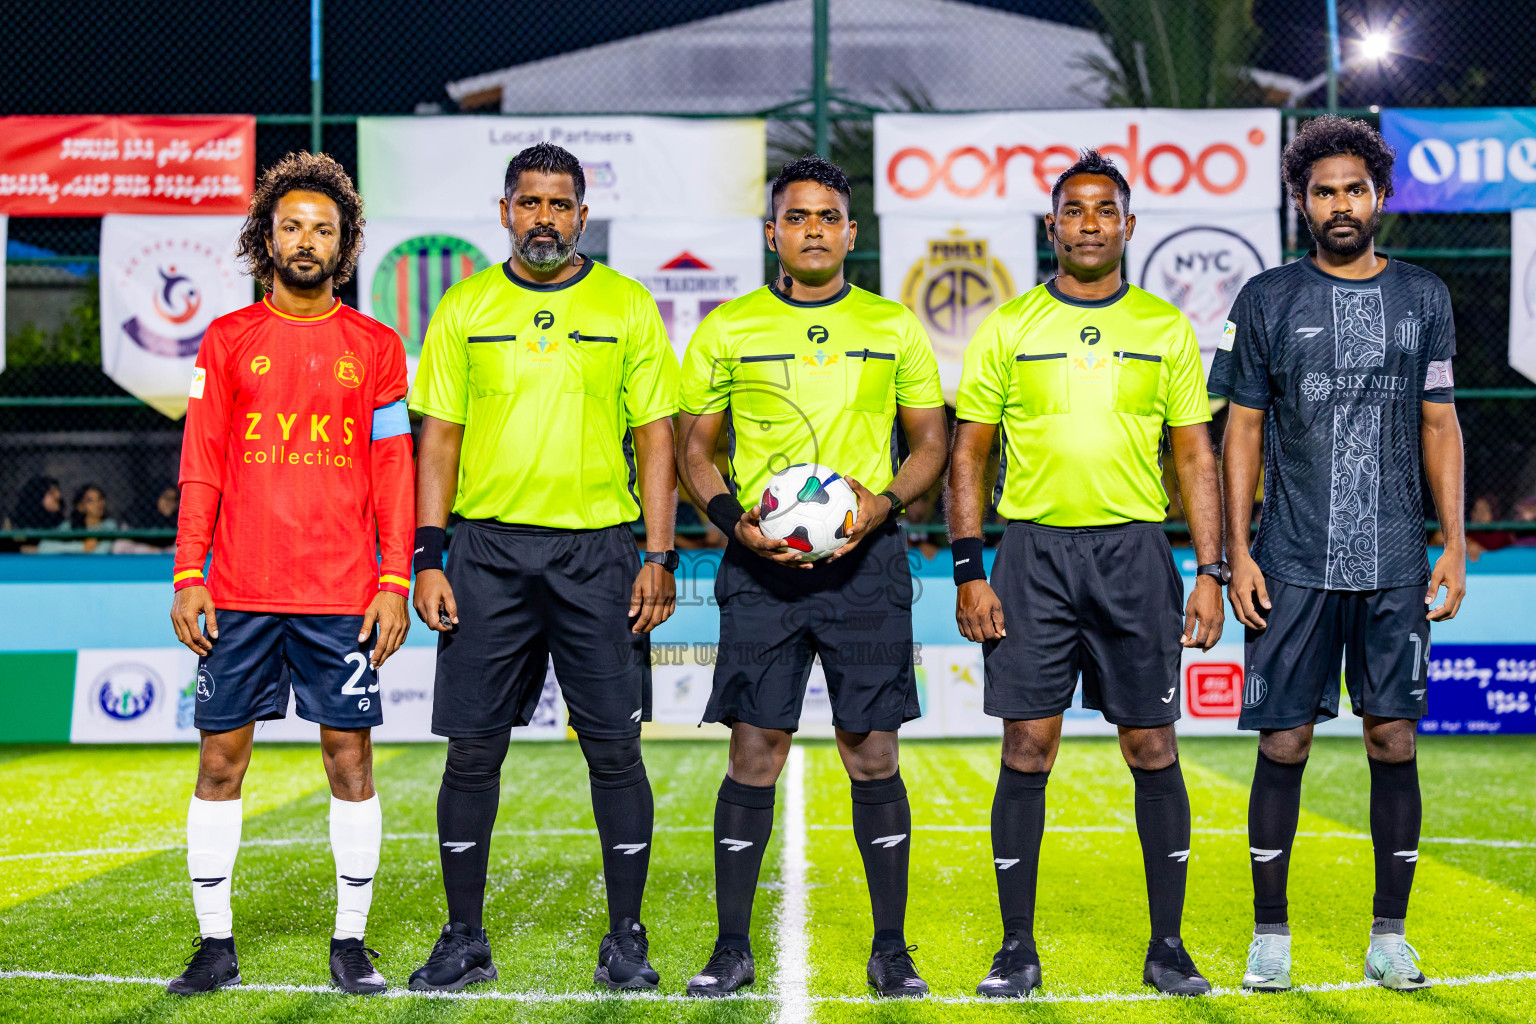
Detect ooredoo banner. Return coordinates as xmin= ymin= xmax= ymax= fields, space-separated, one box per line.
xmin=1510 ymin=208 xmax=1536 ymax=383
xmin=878 ymin=216 xmax=1037 ymax=400
xmin=356 ymin=219 xmax=511 ymax=378
xmin=874 ymin=109 xmax=1281 ymax=216
xmin=0 ymin=115 xmax=255 ymax=216
xmin=607 ymin=218 xmax=764 ymax=360
xmin=1124 ymin=210 xmax=1281 ymax=372
xmin=1382 ymin=108 xmax=1536 ymax=213
xmin=99 ymin=214 xmax=251 ymax=419
xmin=358 ymin=117 xmax=766 ymax=222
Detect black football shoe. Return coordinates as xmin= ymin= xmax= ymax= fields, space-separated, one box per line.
xmin=686 ymin=943 xmax=755 ymax=997
xmin=594 ymin=918 xmax=660 ymax=991
xmin=329 ymin=937 xmax=386 ymax=994
xmin=976 ymin=934 xmax=1043 ymax=998
xmin=165 ymin=936 xmax=241 ymax=995
xmin=1143 ymin=936 xmax=1212 ymax=996
xmin=868 ymin=944 xmax=929 ymax=998
xmin=408 ymin=922 xmax=497 ymax=992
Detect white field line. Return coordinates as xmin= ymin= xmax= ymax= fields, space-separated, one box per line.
xmin=3 ymin=968 xmax=1533 ymax=1006
xmin=772 ymin=744 xmax=810 ymax=1024
xmin=807 ymin=824 xmax=1536 ymax=849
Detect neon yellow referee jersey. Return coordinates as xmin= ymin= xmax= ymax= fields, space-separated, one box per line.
xmin=955 ymin=280 xmax=1209 ymax=527
xmin=409 ymin=259 xmax=680 ymax=529
xmin=680 ymin=282 xmax=944 ymax=503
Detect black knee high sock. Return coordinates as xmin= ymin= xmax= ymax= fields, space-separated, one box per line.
xmin=1369 ymin=756 xmax=1421 ymax=922
xmin=581 ymin=736 xmax=654 ymax=932
xmin=714 ymin=775 xmax=776 ymax=949
xmin=991 ymin=763 xmax=1048 ymax=954
xmin=438 ymin=734 xmax=509 ymax=931
xmin=1130 ymin=759 xmax=1192 ymax=941
xmin=850 ymin=772 xmax=911 ymax=950
xmin=1248 ymin=751 xmax=1307 ymax=926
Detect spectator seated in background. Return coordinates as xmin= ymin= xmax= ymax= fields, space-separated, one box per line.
xmin=5 ymin=475 xmax=66 ymax=554
xmin=112 ymin=483 xmax=181 ymax=554
xmin=1513 ymin=494 xmax=1536 ymax=548
xmin=1435 ymin=492 xmax=1514 ymax=562
xmin=37 ymin=483 xmax=119 ymax=555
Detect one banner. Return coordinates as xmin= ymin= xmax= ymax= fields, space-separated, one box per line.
xmin=607 ymin=217 xmax=764 ymax=359
xmin=1124 ymin=209 xmax=1282 ymax=372
xmin=99 ymin=215 xmax=250 ymax=419
xmin=356 ymin=218 xmax=511 ymax=375
xmin=875 ymin=109 xmax=1281 ymax=217
xmin=1382 ymin=108 xmax=1536 ymax=213
xmin=358 ymin=116 xmax=766 ymax=222
xmin=1510 ymin=208 xmax=1536 ymax=383
xmin=879 ymin=216 xmax=1036 ymax=400
xmin=0 ymin=115 xmax=254 ymax=216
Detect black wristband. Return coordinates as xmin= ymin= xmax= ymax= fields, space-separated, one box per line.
xmin=706 ymin=493 xmax=747 ymax=538
xmin=951 ymin=537 xmax=986 ymax=585
xmin=413 ymin=526 xmax=447 ymax=575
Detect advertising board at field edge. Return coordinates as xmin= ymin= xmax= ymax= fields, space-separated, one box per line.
xmin=0 ymin=115 xmax=255 ymax=216
xmin=1507 ymin=208 xmax=1536 ymax=384
xmin=1381 ymin=108 xmax=1536 ymax=212
xmin=874 ymin=109 xmax=1281 ymax=216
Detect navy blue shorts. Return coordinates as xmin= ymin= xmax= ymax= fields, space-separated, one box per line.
xmin=1238 ymin=579 xmax=1431 ymax=731
xmin=194 ymin=610 xmax=383 ymax=731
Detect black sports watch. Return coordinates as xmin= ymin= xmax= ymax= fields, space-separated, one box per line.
xmin=643 ymin=550 xmax=680 ymax=573
xmin=878 ymin=489 xmax=906 ymax=517
xmin=1196 ymin=561 xmax=1232 ymax=586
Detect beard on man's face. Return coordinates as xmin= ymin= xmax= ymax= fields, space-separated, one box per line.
xmin=1307 ymin=207 xmax=1381 ymax=258
xmin=515 ymin=224 xmax=579 ymax=272
xmin=273 ymin=247 xmax=338 ymax=290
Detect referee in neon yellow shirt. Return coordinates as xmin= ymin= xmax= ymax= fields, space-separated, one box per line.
xmin=947 ymin=150 xmax=1225 ymax=999
xmin=405 ymin=143 xmax=680 ymax=993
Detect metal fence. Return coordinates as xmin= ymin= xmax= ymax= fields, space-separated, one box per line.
xmin=4 ymin=0 xmax=1536 ymax=546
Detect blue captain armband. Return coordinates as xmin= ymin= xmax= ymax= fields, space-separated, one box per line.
xmin=371 ymin=399 xmax=411 ymax=441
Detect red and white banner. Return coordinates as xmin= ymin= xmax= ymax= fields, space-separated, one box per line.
xmin=0 ymin=116 xmax=255 ymax=216
xmin=875 ymin=109 xmax=1281 ymax=216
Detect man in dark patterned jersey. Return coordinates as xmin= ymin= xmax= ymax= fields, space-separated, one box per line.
xmin=1209 ymin=116 xmax=1465 ymax=994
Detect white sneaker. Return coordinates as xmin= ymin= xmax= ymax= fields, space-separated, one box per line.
xmin=1364 ymin=932 xmax=1432 ymax=990
xmin=1242 ymin=931 xmax=1291 ymax=991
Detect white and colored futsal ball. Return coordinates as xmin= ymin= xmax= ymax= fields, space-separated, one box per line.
xmin=756 ymin=463 xmax=860 ymax=561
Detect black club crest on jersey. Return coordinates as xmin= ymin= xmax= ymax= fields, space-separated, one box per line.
xmin=808 ymin=325 xmax=828 ymax=344
xmin=534 ymin=310 xmax=555 ymax=329
xmin=1081 ymin=326 xmax=1101 ymax=345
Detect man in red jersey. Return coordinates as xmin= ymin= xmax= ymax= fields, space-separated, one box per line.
xmin=165 ymin=153 xmax=413 ymax=996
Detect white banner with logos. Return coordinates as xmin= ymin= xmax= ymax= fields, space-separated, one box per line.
xmin=358 ymin=117 xmax=766 ymax=222
xmin=608 ymin=217 xmax=764 ymax=360
xmin=356 ymin=218 xmax=511 ymax=379
xmin=1124 ymin=209 xmax=1282 ymax=373
xmin=1510 ymin=208 xmax=1536 ymax=383
xmin=878 ymin=216 xmax=1037 ymax=400
xmin=99 ymin=215 xmax=249 ymax=419
xmin=875 ymin=109 xmax=1281 ymax=217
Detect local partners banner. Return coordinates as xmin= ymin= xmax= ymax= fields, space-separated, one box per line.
xmin=358 ymin=117 xmax=766 ymax=222
xmin=99 ymin=214 xmax=250 ymax=418
xmin=875 ymin=109 xmax=1280 ymax=216
xmin=357 ymin=218 xmax=511 ymax=377
xmin=1510 ymin=208 xmax=1536 ymax=383
xmin=1124 ymin=210 xmax=1281 ymax=373
xmin=879 ymin=216 xmax=1036 ymax=400
xmin=608 ymin=218 xmax=764 ymax=360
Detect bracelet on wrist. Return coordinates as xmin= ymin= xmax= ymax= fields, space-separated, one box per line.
xmin=706 ymin=493 xmax=747 ymax=538
xmin=412 ymin=526 xmax=447 ymax=575
xmin=951 ymin=537 xmax=987 ymax=585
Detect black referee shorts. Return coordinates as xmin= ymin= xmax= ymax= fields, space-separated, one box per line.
xmin=703 ymin=524 xmax=920 ymax=734
xmin=431 ymin=520 xmax=651 ymax=741
xmin=983 ymin=520 xmax=1184 ymax=728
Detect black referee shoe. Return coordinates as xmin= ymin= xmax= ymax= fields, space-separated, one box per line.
xmin=1143 ymin=936 xmax=1212 ymax=996
xmin=595 ymin=918 xmax=660 ymax=991
xmin=166 ymin=936 xmax=241 ymax=995
xmin=868 ymin=944 xmax=929 ymax=998
xmin=686 ymin=943 xmax=755 ymax=997
xmin=976 ymin=935 xmax=1043 ymax=998
xmin=408 ymin=922 xmax=497 ymax=992
xmin=330 ymin=937 xmax=386 ymax=995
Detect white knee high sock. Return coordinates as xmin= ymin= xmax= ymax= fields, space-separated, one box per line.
xmin=330 ymin=793 xmax=382 ymax=940
xmin=187 ymin=796 xmax=243 ymax=939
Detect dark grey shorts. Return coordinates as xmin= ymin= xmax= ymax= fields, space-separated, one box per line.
xmin=704 ymin=525 xmax=920 ymax=734
xmin=1239 ymin=578 xmax=1430 ymax=731
xmin=431 ymin=520 xmax=651 ymax=740
xmin=983 ymin=520 xmax=1184 ymax=728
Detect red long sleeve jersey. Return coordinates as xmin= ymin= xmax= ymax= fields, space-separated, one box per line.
xmin=174 ymin=297 xmax=415 ymax=613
